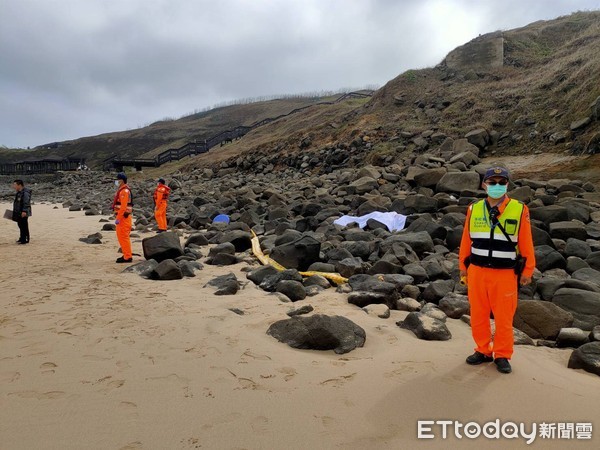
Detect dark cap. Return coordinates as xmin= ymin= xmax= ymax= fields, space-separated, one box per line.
xmin=116 ymin=172 xmax=127 ymax=181
xmin=483 ymin=167 xmax=509 ymax=180
xmin=158 ymin=178 xmax=165 ymax=184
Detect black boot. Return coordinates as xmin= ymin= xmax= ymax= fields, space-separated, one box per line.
xmin=494 ymin=358 xmax=512 ymax=374
xmin=466 ymin=351 xmax=493 ymax=365
xmin=116 ymin=257 xmax=133 ymax=263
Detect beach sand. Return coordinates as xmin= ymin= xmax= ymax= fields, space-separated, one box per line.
xmin=1 ymin=203 xmax=598 ymax=449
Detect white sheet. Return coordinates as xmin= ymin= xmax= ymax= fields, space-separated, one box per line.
xmin=333 ymin=211 xmax=407 ymax=232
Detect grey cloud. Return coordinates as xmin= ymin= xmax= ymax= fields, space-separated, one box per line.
xmin=1 ymin=0 xmax=598 ymax=148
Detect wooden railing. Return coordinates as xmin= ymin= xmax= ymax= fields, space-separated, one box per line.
xmin=0 ymin=157 xmax=85 ymax=175
xmin=103 ymin=90 xmax=373 ymax=171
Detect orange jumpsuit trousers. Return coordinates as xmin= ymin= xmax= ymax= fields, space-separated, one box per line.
xmin=155 ymin=202 xmax=168 ymax=231
xmin=116 ymin=215 xmax=132 ymax=260
xmin=467 ymin=265 xmax=518 ymax=359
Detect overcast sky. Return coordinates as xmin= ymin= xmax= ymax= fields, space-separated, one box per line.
xmin=1 ymin=0 xmax=599 ymax=148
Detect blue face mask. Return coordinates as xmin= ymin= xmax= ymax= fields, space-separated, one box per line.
xmin=486 ymin=184 xmax=507 ymax=199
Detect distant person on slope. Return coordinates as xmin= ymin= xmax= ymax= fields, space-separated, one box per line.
xmin=13 ymin=179 xmax=32 ymax=244
xmin=112 ymin=172 xmax=133 ymax=263
xmin=458 ymin=167 xmax=536 ymax=374
xmin=153 ymin=178 xmax=171 ymax=233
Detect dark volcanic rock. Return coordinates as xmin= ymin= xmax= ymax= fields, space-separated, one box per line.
xmin=205 ymin=272 xmax=241 ymax=295
xmin=556 ymin=327 xmax=590 ymax=348
xmin=513 ymin=300 xmax=574 ymax=339
xmin=267 ymin=314 xmax=366 ymax=354
xmin=438 ymin=293 xmax=470 ymax=319
xmin=122 ymin=259 xmax=158 ymax=278
xmin=142 ymin=232 xmax=184 ymax=263
xmin=552 ymin=288 xmax=600 ymax=330
xmin=568 ymin=342 xmax=600 ymax=376
xmin=276 ymin=280 xmax=307 ymax=302
xmin=177 ymin=260 xmax=203 ymax=277
xmin=397 ymin=312 xmax=452 ymax=341
xmin=247 ymin=265 xmax=280 ymax=285
xmin=535 ymin=245 xmax=566 ymax=272
xmin=348 ymin=291 xmax=388 ymax=308
xmin=270 ymin=235 xmax=321 ymax=271
xmin=348 ymin=274 xmax=397 ymax=301
xmin=206 ymin=253 xmax=239 ymax=266
xmin=185 ymin=233 xmax=209 ymax=247
xmin=287 ymin=304 xmax=314 ymax=317
xmin=150 ymin=259 xmax=183 ymax=280
xmin=219 ymin=230 xmax=253 ymax=252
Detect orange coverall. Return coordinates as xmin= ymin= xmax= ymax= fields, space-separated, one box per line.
xmin=153 ymin=184 xmax=169 ymax=231
xmin=113 ymin=184 xmax=133 ymax=260
xmin=458 ymin=196 xmax=536 ymax=359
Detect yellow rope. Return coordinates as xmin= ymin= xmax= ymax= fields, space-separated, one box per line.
xmin=250 ymin=231 xmax=348 ymax=284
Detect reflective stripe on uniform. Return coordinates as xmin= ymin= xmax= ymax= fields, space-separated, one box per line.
xmin=471 ymin=248 xmax=517 ymax=259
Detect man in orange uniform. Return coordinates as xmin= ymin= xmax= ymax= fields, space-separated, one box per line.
xmin=459 ymin=167 xmax=536 ymax=374
xmin=112 ymin=172 xmax=133 ymax=263
xmin=153 ymin=178 xmax=171 ymax=233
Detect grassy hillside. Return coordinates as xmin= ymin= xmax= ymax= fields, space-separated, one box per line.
xmin=2 ymin=12 xmax=599 ymax=179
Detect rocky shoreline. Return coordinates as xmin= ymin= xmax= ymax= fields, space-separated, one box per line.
xmin=4 ymin=134 xmax=600 ymax=376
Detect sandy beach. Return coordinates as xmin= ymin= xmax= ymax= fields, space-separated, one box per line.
xmin=1 ymin=203 xmax=599 ymax=450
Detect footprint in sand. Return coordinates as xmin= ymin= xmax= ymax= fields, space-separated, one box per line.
xmin=384 ymin=360 xmax=437 ymax=378
xmin=116 ymin=360 xmax=131 ymax=371
xmin=0 ymin=371 xmax=21 ymax=383
xmin=250 ymin=416 xmax=270 ymax=434
xmin=277 ymin=367 xmax=297 ymax=382
xmin=119 ymin=401 xmax=139 ymax=417
xmin=319 ymin=372 xmax=357 ymax=388
xmin=91 ymin=375 xmax=126 ymax=392
xmin=40 ymin=362 xmax=57 ymax=375
xmin=146 ymin=373 xmax=192 ymax=398
xmin=118 ymin=441 xmax=143 ymax=450
xmin=8 ymin=390 xmax=66 ymax=399
xmin=179 ymin=437 xmax=202 ymax=449
xmin=242 ymin=350 xmax=271 ymax=360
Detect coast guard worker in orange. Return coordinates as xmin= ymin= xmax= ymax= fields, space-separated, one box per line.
xmin=459 ymin=167 xmax=535 ymax=374
xmin=153 ymin=178 xmax=171 ymax=233
xmin=112 ymin=172 xmax=133 ymax=263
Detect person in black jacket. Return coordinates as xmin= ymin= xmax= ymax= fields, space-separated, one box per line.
xmin=13 ymin=179 xmax=32 ymax=244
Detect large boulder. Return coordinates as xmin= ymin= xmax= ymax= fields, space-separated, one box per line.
xmin=465 ymin=128 xmax=489 ymax=149
xmin=436 ymin=171 xmax=481 ymax=194
xmin=556 ymin=328 xmax=590 ymax=348
xmin=397 ymin=312 xmax=452 ymax=341
xmin=348 ymin=274 xmax=397 ymax=302
xmin=413 ymin=168 xmax=447 ymax=188
xmin=535 ymin=245 xmax=566 ymax=272
xmin=552 ymin=288 xmax=600 ymax=330
xmin=380 ymin=231 xmax=435 ymax=256
xmin=150 ymin=259 xmax=183 ymax=281
xmin=267 ymin=314 xmax=366 ymax=354
xmin=568 ymin=342 xmax=600 ymax=376
xmin=348 ymin=291 xmax=389 ymax=308
xmin=219 ymin=230 xmax=253 ymax=252
xmin=548 ymin=221 xmax=588 ymax=241
xmin=205 ymin=273 xmax=241 ymax=295
xmin=438 ymin=293 xmax=470 ymax=319
xmin=270 ymin=235 xmax=321 ymax=271
xmin=123 ymin=259 xmax=159 ymax=278
xmin=421 ymin=280 xmax=455 ymax=304
xmin=513 ymin=300 xmax=574 ymax=339
xmin=142 ymin=232 xmax=184 ymax=263
xmin=349 ymin=177 xmax=379 ymax=194
xmin=276 ymin=280 xmax=307 ymax=302
xmin=529 ymin=205 xmax=568 ymax=224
